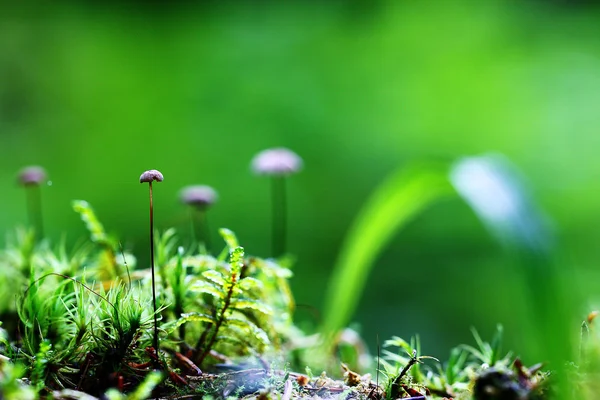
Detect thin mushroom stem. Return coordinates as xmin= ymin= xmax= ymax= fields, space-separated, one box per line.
xmin=18 ymin=166 xmax=47 ymax=240
xmin=180 ymin=185 xmax=217 ymax=253
xmin=25 ymin=185 xmax=44 ymax=239
xmin=188 ymin=207 xmax=197 ymax=247
xmin=271 ymin=176 xmax=286 ymax=257
xmin=148 ymin=181 xmax=159 ymax=354
xmin=196 ymin=207 xmax=212 ymax=253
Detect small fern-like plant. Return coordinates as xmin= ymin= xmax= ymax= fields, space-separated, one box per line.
xmin=162 ymin=229 xmax=274 ymax=368
xmin=194 ymin=243 xmax=247 ymax=365
xmin=381 ymin=335 xmax=438 ymax=399
xmin=1 ymin=198 xmax=296 ymax=397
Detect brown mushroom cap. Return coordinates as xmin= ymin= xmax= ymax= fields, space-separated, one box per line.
xmin=140 ymin=169 xmax=164 ymax=183
xmin=18 ymin=166 xmax=47 ymax=186
xmin=251 ymin=147 xmax=303 ymax=176
xmin=180 ymin=185 xmax=218 ymax=207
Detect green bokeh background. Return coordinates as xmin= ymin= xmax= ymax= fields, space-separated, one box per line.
xmin=2 ymin=0 xmax=600 ymax=363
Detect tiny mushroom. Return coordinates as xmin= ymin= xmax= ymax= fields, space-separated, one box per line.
xmin=18 ymin=166 xmax=47 ymax=186
xmin=251 ymin=147 xmax=302 ymax=257
xmin=180 ymin=185 xmax=218 ymax=208
xmin=251 ymin=147 xmax=303 ymax=176
xmin=18 ymin=165 xmax=47 ymax=238
xmin=140 ymin=169 xmax=164 ymax=183
xmin=180 ymin=185 xmax=218 ymax=252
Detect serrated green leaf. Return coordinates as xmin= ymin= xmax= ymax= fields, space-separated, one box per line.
xmin=230 ymin=299 xmax=272 ymax=315
xmin=188 ymin=281 xmax=223 ymax=299
xmin=231 ymin=286 xmax=244 ymax=296
xmin=214 ymin=334 xmax=246 ymax=347
xmin=230 ymin=246 xmax=244 ymax=267
xmin=162 ymin=312 xmax=215 ymax=334
xmin=182 ymin=255 xmax=222 ymax=271
xmin=261 ymin=260 xmax=293 ymax=279
xmin=202 ymin=270 xmax=227 ymax=287
xmin=227 ymin=317 xmax=270 ymax=346
xmin=238 ymin=277 xmax=264 ymax=291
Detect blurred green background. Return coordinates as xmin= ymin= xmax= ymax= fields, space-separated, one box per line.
xmin=2 ymin=0 xmax=600 ymax=363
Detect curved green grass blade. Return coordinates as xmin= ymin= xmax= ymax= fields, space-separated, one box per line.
xmin=319 ymin=163 xmax=455 ymax=341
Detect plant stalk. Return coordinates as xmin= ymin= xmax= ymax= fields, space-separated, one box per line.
xmin=25 ymin=185 xmax=44 ymax=239
xmin=193 ymin=207 xmax=211 ymax=253
xmin=149 ymin=182 xmax=159 ymax=355
xmin=188 ymin=207 xmax=197 ymax=248
xmin=390 ymin=352 xmax=419 ymax=399
xmin=195 ymin=271 xmax=237 ymax=367
xmin=271 ymin=176 xmax=286 ymax=257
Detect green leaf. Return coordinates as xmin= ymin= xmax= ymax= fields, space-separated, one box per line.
xmin=72 ymin=200 xmax=113 ymax=246
xmin=384 ymin=336 xmax=410 ymax=350
xmin=319 ymin=163 xmax=454 ymax=344
xmin=156 ymin=228 xmax=178 ymax=267
xmin=129 ymin=371 xmax=163 ymax=400
xmin=459 ymin=344 xmax=486 ymax=364
xmin=202 ymin=270 xmax=227 ymax=287
xmin=382 ymin=350 xmax=409 ymax=366
xmin=188 ymin=281 xmax=222 ymax=299
xmin=238 ymin=277 xmax=264 ymax=291
xmin=230 ymin=246 xmax=244 ymax=265
xmin=418 ymin=355 xmax=439 ymax=362
xmin=470 ymin=326 xmax=488 ymax=355
xmin=219 ymin=228 xmax=239 ymax=250
xmin=214 ymin=334 xmax=247 ymax=347
xmin=230 ymin=299 xmax=272 ymax=315
xmin=490 ymin=324 xmax=503 ymax=366
xmin=162 ymin=312 xmax=215 ymax=334
xmin=254 ymin=259 xmax=293 ymax=279
xmin=170 ymin=247 xmax=185 ymax=300
xmin=445 ymin=347 xmax=468 ymax=385
xmin=227 ymin=317 xmax=270 ymax=346
xmin=228 ymin=246 xmax=245 ymax=277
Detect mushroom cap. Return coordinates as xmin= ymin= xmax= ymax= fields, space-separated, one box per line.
xmin=18 ymin=166 xmax=47 ymax=186
xmin=180 ymin=185 xmax=218 ymax=207
xmin=139 ymin=169 xmax=164 ymax=183
xmin=251 ymin=147 xmax=303 ymax=176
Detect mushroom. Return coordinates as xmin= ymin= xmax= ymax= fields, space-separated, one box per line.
xmin=180 ymin=185 xmax=218 ymax=252
xmin=251 ymin=148 xmax=302 ymax=257
xmin=18 ymin=165 xmax=47 ymax=238
xmin=140 ymin=169 xmax=163 ymax=356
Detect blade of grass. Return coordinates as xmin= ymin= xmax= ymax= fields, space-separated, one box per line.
xmin=319 ymin=163 xmax=454 ymax=346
